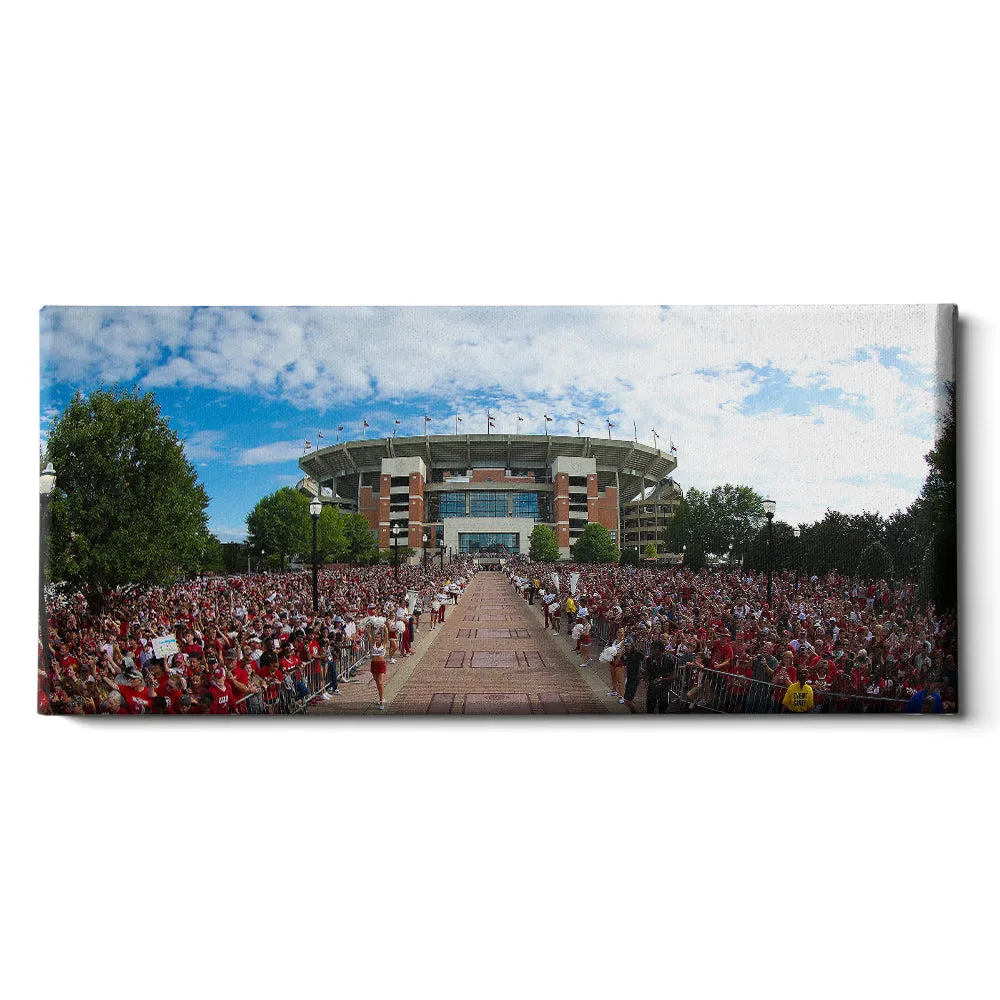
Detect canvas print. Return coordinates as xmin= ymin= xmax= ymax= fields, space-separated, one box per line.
xmin=38 ymin=305 xmax=957 ymax=716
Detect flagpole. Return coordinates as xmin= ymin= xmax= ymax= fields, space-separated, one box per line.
xmin=633 ymin=421 xmax=637 ymax=443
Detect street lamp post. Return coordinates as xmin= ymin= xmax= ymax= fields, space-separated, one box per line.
xmin=39 ymin=462 xmax=57 ymax=675
xmin=763 ymin=499 xmax=776 ymax=607
xmin=310 ymin=497 xmax=322 ymax=612
xmin=439 ymin=540 xmax=445 ymax=569
xmin=423 ymin=532 xmax=428 ymax=570
xmin=260 ymin=547 xmax=265 ymax=573
xmin=792 ymin=525 xmax=801 ymax=585
xmin=392 ymin=523 xmax=400 ymax=582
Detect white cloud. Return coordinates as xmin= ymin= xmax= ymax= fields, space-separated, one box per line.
xmin=182 ymin=429 xmax=224 ymax=461
xmin=41 ymin=305 xmax=950 ymax=521
xmin=235 ymin=440 xmax=306 ymax=466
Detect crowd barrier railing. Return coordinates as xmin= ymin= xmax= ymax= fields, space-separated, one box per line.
xmin=585 ymin=614 xmax=910 ymax=714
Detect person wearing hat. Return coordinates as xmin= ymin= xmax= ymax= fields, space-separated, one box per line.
xmin=116 ymin=667 xmax=153 ymax=714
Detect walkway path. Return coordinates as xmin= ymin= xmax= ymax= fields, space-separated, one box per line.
xmin=315 ymin=571 xmax=624 ymax=715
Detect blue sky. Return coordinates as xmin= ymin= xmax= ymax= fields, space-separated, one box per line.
xmin=39 ymin=305 xmax=952 ymax=541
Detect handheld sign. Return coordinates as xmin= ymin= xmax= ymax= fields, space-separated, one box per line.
xmin=552 ymin=572 xmax=560 ymax=593
xmin=151 ymin=635 xmax=179 ymax=659
xmin=569 ymin=572 xmax=580 ymax=596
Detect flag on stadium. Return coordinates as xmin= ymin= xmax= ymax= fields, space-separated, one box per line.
xmin=544 ymin=414 xmax=553 ymax=421
xmin=670 ymin=439 xmax=677 ymax=454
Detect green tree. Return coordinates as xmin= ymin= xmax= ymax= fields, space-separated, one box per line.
xmin=221 ymin=541 xmax=249 ymax=574
xmin=571 ymin=523 xmax=620 ymax=564
xmin=662 ymin=489 xmax=710 ymax=569
xmin=918 ymin=382 xmax=957 ymax=610
xmin=316 ymin=504 xmax=349 ymax=563
xmin=856 ymin=541 xmax=894 ymax=581
xmin=529 ymin=524 xmax=560 ymax=562
xmin=43 ymin=387 xmax=210 ymax=604
xmin=246 ymin=487 xmax=310 ymax=570
xmin=663 ymin=484 xmax=765 ymax=568
xmin=643 ymin=542 xmax=658 ymax=560
xmin=194 ymin=531 xmax=225 ymax=575
xmin=344 ymin=514 xmax=380 ymax=564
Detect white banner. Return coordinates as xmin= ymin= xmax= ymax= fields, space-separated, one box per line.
xmin=406 ymin=589 xmax=418 ymax=613
xmin=151 ymin=635 xmax=179 ymax=659
xmin=569 ymin=572 xmax=580 ymax=596
xmin=551 ymin=572 xmax=560 ymax=593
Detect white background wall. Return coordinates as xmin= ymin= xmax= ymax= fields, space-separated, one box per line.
xmin=8 ymin=5 xmax=996 ymax=1000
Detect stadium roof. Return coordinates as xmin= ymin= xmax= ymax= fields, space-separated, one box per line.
xmin=298 ymin=433 xmax=677 ymax=501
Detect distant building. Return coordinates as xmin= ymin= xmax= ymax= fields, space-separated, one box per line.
xmin=297 ymin=434 xmax=678 ymax=559
xmin=619 ymin=479 xmax=684 ymax=554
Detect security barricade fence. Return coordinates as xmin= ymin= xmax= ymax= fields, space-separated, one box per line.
xmin=582 ymin=615 xmax=909 ymax=714
xmin=233 ymin=630 xmax=374 ymax=716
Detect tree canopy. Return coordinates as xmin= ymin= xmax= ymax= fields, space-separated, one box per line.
xmin=43 ymin=387 xmax=210 ymax=595
xmin=529 ymin=524 xmax=560 ymax=562
xmin=245 ymin=488 xmax=310 ymax=570
xmin=663 ymin=484 xmax=765 ymax=569
xmin=571 ymin=523 xmax=620 ymax=564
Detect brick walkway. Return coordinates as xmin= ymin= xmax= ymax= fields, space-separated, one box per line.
xmin=314 ymin=571 xmax=627 ymax=715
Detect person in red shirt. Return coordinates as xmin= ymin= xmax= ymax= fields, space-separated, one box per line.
xmin=117 ymin=669 xmax=154 ymax=714
xmin=207 ymin=667 xmax=235 ymax=714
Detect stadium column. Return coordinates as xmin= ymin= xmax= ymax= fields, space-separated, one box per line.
xmin=553 ymin=472 xmax=569 ymax=551
xmin=408 ymin=470 xmax=425 ymax=556
xmin=378 ymin=473 xmax=392 ymax=549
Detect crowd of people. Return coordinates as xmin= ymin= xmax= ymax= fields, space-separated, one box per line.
xmin=39 ymin=561 xmax=476 ymax=715
xmin=507 ymin=560 xmax=957 ymax=714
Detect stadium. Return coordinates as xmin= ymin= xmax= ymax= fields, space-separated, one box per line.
xmin=298 ymin=433 xmax=681 ymax=559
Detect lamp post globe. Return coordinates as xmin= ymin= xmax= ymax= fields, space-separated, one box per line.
xmin=39 ymin=462 xmax=56 ymax=677
xmin=762 ymin=499 xmax=776 ymax=607
xmin=793 ymin=525 xmax=801 ymax=584
xmin=309 ymin=497 xmax=322 ymax=612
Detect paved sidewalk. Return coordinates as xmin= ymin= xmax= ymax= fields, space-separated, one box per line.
xmin=387 ymin=572 xmax=613 ymax=715
xmin=310 ymin=601 xmax=457 ymax=716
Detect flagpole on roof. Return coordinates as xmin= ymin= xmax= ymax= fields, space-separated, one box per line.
xmin=337 ymin=424 xmax=344 ymax=444
xmin=652 ymin=428 xmax=659 ymax=451
xmin=633 ymin=420 xmax=637 ymax=443
xmin=544 ymin=414 xmax=552 ymax=438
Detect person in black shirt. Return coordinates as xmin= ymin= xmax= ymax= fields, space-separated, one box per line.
xmin=621 ymin=637 xmax=645 ymax=712
xmin=644 ymin=639 xmax=676 ymax=714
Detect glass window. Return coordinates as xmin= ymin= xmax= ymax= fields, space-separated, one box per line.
xmin=439 ymin=493 xmax=467 ymax=518
xmin=512 ymin=492 xmax=539 ymax=520
xmin=469 ymin=491 xmax=508 ymax=518
xmin=458 ymin=532 xmax=519 ymax=554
